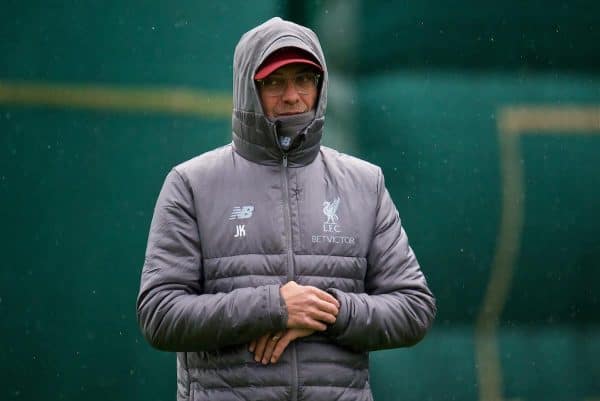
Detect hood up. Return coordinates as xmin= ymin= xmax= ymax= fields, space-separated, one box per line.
xmin=232 ymin=17 xmax=328 ymax=167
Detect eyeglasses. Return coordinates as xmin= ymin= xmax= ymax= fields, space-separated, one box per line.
xmin=256 ymin=72 xmax=321 ymax=97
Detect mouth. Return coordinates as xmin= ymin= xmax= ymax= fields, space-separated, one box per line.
xmin=275 ymin=109 xmax=309 ymax=117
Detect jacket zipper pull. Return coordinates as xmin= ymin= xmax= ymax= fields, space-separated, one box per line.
xmin=282 ymin=153 xmax=288 ymax=167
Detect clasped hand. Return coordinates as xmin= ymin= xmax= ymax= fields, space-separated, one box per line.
xmin=249 ymin=281 xmax=339 ymax=364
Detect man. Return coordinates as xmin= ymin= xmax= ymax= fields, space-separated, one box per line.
xmin=137 ymin=17 xmax=436 ymax=401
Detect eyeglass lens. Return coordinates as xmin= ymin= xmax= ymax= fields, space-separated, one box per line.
xmin=259 ymin=73 xmax=319 ymax=96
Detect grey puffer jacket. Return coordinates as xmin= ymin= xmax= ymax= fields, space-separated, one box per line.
xmin=137 ymin=17 xmax=436 ymax=401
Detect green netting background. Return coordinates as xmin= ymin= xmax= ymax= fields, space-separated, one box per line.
xmin=1 ymin=1 xmax=598 ymax=400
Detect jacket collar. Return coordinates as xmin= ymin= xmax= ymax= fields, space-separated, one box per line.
xmin=232 ymin=110 xmax=323 ymax=167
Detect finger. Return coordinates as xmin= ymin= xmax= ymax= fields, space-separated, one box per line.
xmin=271 ymin=333 xmax=294 ymax=363
xmin=261 ymin=332 xmax=283 ymax=364
xmin=253 ymin=334 xmax=270 ymax=363
xmin=306 ymin=294 xmax=339 ymax=318
xmin=302 ymin=318 xmax=327 ymax=332
xmin=314 ymin=298 xmax=339 ymax=316
xmin=312 ymin=287 xmax=340 ymax=308
xmin=249 ymin=339 xmax=256 ymax=352
xmin=311 ymin=308 xmax=337 ymax=324
xmin=302 ymin=298 xmax=338 ymax=322
xmin=291 ymin=310 xmax=332 ymax=331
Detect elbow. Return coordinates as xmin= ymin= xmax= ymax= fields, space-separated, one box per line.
xmin=403 ymin=295 xmax=437 ymax=347
xmin=138 ymin=313 xmax=175 ymax=351
xmin=136 ymin=296 xmax=173 ymax=351
xmin=139 ymin=319 xmax=168 ymax=351
xmin=403 ymin=322 xmax=430 ymax=347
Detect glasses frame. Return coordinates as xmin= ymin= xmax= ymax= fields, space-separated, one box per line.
xmin=256 ymin=72 xmax=321 ymax=97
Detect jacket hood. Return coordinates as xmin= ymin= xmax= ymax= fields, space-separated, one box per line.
xmin=232 ymin=17 xmax=328 ymax=166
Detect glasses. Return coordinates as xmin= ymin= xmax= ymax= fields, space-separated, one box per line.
xmin=256 ymin=72 xmax=320 ymax=97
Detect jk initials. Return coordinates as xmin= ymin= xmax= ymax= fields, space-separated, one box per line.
xmin=234 ymin=225 xmax=246 ymax=238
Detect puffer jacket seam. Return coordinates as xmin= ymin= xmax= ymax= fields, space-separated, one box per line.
xmin=205 ymin=274 xmax=285 ymax=282
xmin=197 ymin=384 xmax=288 ymax=390
xmin=203 ymin=252 xmax=285 ymax=261
xmin=296 ymin=273 xmax=363 ymax=280
xmin=204 ymin=253 xmax=366 ymax=261
xmin=293 ymin=254 xmax=367 ymax=260
xmin=205 ymin=274 xmax=361 ymax=282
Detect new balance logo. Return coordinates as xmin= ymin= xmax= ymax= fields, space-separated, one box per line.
xmin=234 ymin=225 xmax=246 ymax=238
xmin=229 ymin=205 xmax=254 ymax=220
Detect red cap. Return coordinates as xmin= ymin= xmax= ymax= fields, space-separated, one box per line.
xmin=254 ymin=47 xmax=322 ymax=80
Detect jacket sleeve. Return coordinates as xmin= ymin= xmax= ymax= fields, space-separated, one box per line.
xmin=325 ymin=168 xmax=436 ymax=352
xmin=136 ymin=169 xmax=287 ymax=352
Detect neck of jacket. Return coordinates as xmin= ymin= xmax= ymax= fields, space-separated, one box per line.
xmin=232 ymin=110 xmax=324 ymax=167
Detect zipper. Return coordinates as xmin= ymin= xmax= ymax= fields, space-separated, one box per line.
xmin=281 ymin=153 xmax=294 ymax=282
xmin=280 ymin=153 xmax=298 ymax=401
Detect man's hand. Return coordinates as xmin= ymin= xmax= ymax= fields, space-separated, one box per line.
xmin=247 ymin=282 xmax=339 ymax=365
xmin=280 ymin=281 xmax=339 ymax=331
xmin=249 ymin=328 xmax=314 ymax=364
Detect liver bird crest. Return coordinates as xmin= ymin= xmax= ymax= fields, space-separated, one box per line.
xmin=322 ymin=197 xmax=340 ymax=224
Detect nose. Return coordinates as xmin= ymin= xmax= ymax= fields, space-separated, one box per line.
xmin=281 ymin=79 xmax=300 ymax=104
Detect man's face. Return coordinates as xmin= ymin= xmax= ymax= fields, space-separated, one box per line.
xmin=257 ymin=63 xmax=319 ymax=118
